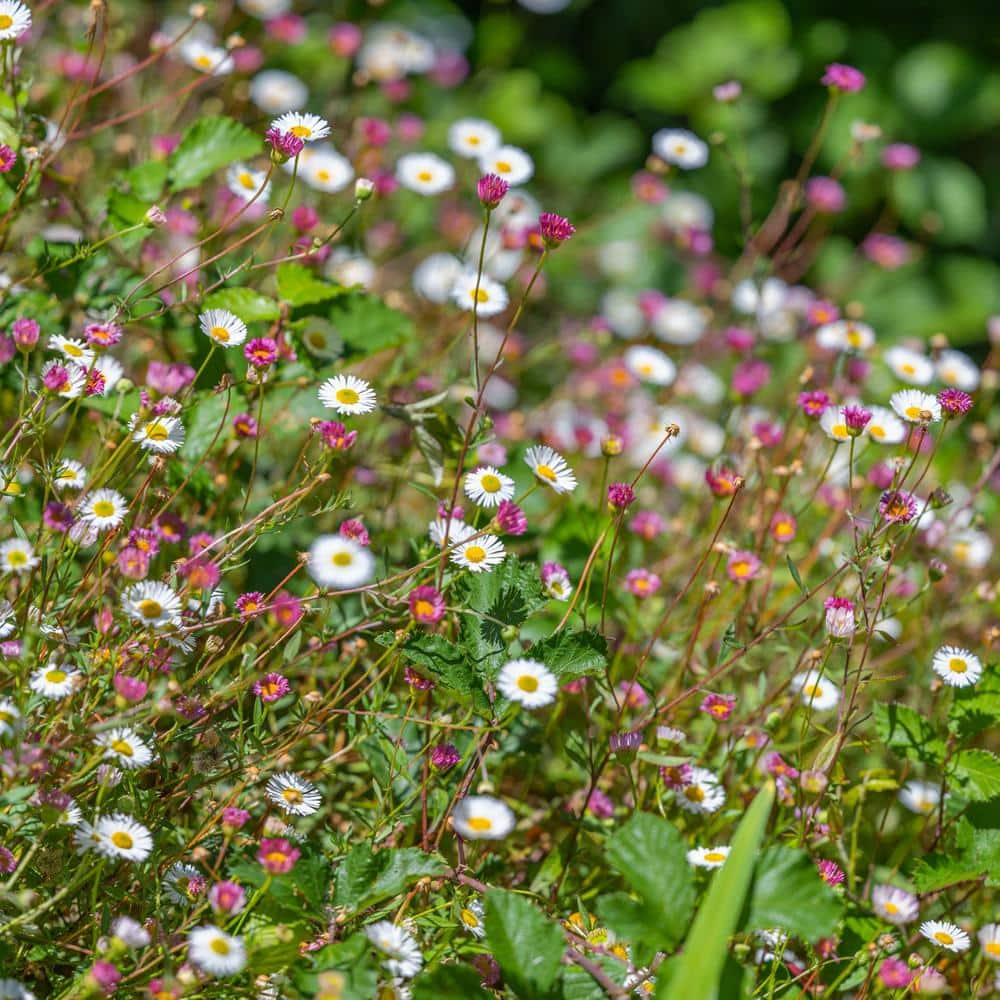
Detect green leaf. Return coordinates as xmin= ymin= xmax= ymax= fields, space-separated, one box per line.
xmin=484 ymin=889 xmax=564 ymax=998
xmin=203 ymin=287 xmax=281 ymax=323
xmin=892 ymin=157 xmax=987 ymax=245
xmin=276 ymin=262 xmax=345 ymax=308
xmin=332 ymin=844 xmax=446 ymax=914
xmin=953 ymin=749 xmax=1000 ymax=802
xmin=662 ymin=782 xmax=774 ymax=1000
xmin=412 ymin=964 xmax=487 ymax=999
xmin=300 ymin=934 xmax=380 ymax=1000
xmin=911 ymin=853 xmax=987 ymax=893
xmin=331 ymin=292 xmax=414 ymax=357
xmin=785 ymin=555 xmax=806 ymax=595
xmin=168 ymin=115 xmax=262 ymax=191
xmin=527 ymin=628 xmax=608 ymax=681
xmin=874 ymin=702 xmax=945 ymax=765
xmin=402 ymin=633 xmax=490 ymax=714
xmin=179 ymin=392 xmax=230 ymax=461
xmin=606 ymin=812 xmax=694 ymax=949
xmin=746 ymin=845 xmax=844 ymax=941
xmin=123 ymin=159 xmax=168 ymax=202
xmin=949 ymin=670 xmax=1000 ymax=739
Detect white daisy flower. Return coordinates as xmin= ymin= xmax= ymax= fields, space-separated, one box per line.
xmin=0 ymin=599 xmax=14 ymax=639
xmin=199 ymin=309 xmax=248 ymax=348
xmin=111 ymin=915 xmax=151 ymax=949
xmin=163 ymin=862 xmax=204 ymax=903
xmin=524 ymin=445 xmax=577 ymax=493
xmin=815 ymin=320 xmax=876 ymax=353
xmin=0 ymin=698 xmax=21 ymax=737
xmin=452 ymin=795 xmax=515 ymax=840
xmin=447 ymin=118 xmax=502 ymax=159
xmin=675 ymin=766 xmax=725 ymax=814
xmin=366 ymin=921 xmax=423 ymax=979
xmin=249 ymin=68 xmax=307 ymax=114
xmin=226 ymin=163 xmax=270 ymax=204
xmin=978 ymin=923 xmax=1000 ymax=962
xmin=396 ymin=152 xmax=455 ymax=195
xmin=50 ymin=335 xmax=95 ymax=368
xmin=920 ymin=920 xmax=970 ymax=953
xmin=188 ymin=926 xmax=247 ymax=977
xmin=131 ymin=415 xmax=185 ymax=454
xmin=652 ymin=128 xmax=708 ymax=170
xmin=0 ymin=2 xmax=32 ymax=41
xmin=307 ymin=535 xmax=375 ymax=590
xmin=898 ymin=780 xmax=940 ymax=815
xmin=265 ymin=772 xmax=322 ymax=816
xmin=326 ymin=248 xmax=374 ymax=289
xmin=78 ymin=488 xmax=127 ymax=531
xmin=412 ymin=253 xmax=464 ymax=304
xmin=936 ymin=349 xmax=980 ymax=391
xmin=56 ymin=459 xmax=91 ymax=493
xmin=865 ymin=406 xmax=906 ymax=444
xmin=428 ymin=516 xmax=475 ymax=548
xmin=872 ymin=885 xmax=919 ymax=925
xmin=497 ymin=658 xmax=558 ymax=709
xmin=464 ymin=466 xmax=515 ymax=508
xmin=318 ymin=373 xmax=377 ymax=414
xmin=302 ymin=149 xmax=354 ymax=193
xmin=791 ymin=670 xmax=840 ymax=710
xmin=819 ymin=407 xmax=851 ymax=442
xmin=122 ymin=581 xmax=183 ymax=629
xmin=890 ymin=388 xmax=941 ymax=423
xmin=687 ymin=845 xmax=730 ymax=869
xmin=623 ymin=345 xmax=677 ymax=386
xmin=450 ymin=271 xmax=509 ymax=317
xmin=270 ymin=111 xmax=330 ymax=143
xmin=477 ymin=145 xmax=534 ymax=186
xmin=28 ymin=662 xmax=79 ymax=699
xmin=459 ymin=900 xmax=486 ymax=938
xmin=651 ymin=300 xmax=707 ymax=345
xmin=94 ymin=814 xmax=154 ymax=862
xmin=0 ymin=538 xmax=38 ymax=574
xmin=949 ymin=529 xmax=992 ymax=570
xmin=885 ymin=346 xmax=934 ymax=385
xmin=451 ymin=534 xmax=506 ymax=573
xmin=931 ymin=645 xmax=982 ymax=688
xmin=52 ymin=796 xmax=82 ymax=826
xmin=180 ymin=39 xmax=234 ymax=76
xmin=95 ymin=727 xmax=154 ymax=770
xmin=41 ymin=359 xmax=87 ymax=398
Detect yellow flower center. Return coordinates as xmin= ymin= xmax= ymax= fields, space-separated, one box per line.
xmin=461 ymin=908 xmax=479 ymax=927
xmin=210 ymin=326 xmax=230 ymax=342
xmin=0 ymin=15 xmax=12 ymax=29
xmin=986 ymin=942 xmax=1000 ymax=957
xmin=704 ymin=851 xmax=726 ymax=863
xmin=472 ymin=288 xmax=489 ymax=303
xmin=111 ymin=739 xmax=134 ymax=757
xmin=480 ymin=474 xmax=501 ymax=493
xmin=803 ymin=684 xmax=822 ymax=698
xmin=901 ymin=363 xmax=915 ymax=375
xmin=846 ymin=328 xmax=864 ymax=347
xmin=948 ymin=657 xmax=967 ymax=674
xmin=238 ymin=171 xmax=255 ymax=190
xmin=331 ymin=551 xmax=353 ymax=567
xmin=282 ymin=788 xmax=303 ymax=805
xmin=495 ymin=160 xmax=511 ymax=173
xmin=289 ymin=125 xmax=311 ymax=138
xmin=934 ymin=931 xmax=953 ymax=946
xmin=317 ymin=169 xmax=331 ymax=182
xmin=467 ymin=136 xmax=481 ymax=146
xmin=516 ymin=674 xmax=539 ymax=693
xmin=464 ymin=545 xmax=486 ymax=564
xmin=335 ymin=388 xmax=360 ymax=405
xmin=416 ymin=170 xmax=433 ymax=182
xmin=467 ymin=816 xmax=492 ymax=832
xmin=7 ymin=550 xmax=26 ymax=566
xmin=684 ymin=786 xmax=705 ymax=803
xmin=210 ymin=937 xmax=232 ymax=955
xmin=145 ymin=423 xmax=169 ymax=442
xmin=732 ymin=561 xmax=750 ymax=577
xmin=884 ymin=902 xmax=899 ymax=914
xmin=111 ymin=831 xmax=134 ymax=850
xmin=414 ymin=599 xmax=434 ymax=618
xmin=870 ymin=425 xmax=885 ymax=439
xmin=535 ymin=464 xmax=557 ymax=482
xmin=45 ymin=670 xmax=67 ymax=684
xmin=137 ymin=599 xmax=163 ymax=619
xmin=196 ymin=54 xmax=213 ymax=69
xmin=92 ymin=500 xmax=115 ymax=518
xmin=65 ymin=343 xmax=83 ymax=357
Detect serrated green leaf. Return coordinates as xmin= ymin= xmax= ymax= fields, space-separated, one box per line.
xmin=874 ymin=702 xmax=945 ymax=765
xmin=953 ymin=749 xmax=1000 ymax=802
xmin=301 ymin=934 xmax=380 ymax=1000
xmin=527 ymin=628 xmax=608 ymax=681
xmin=402 ymin=632 xmax=490 ymax=714
xmin=168 ymin=115 xmax=262 ymax=190
xmin=412 ymin=963 xmax=486 ymax=999
xmin=331 ymin=292 xmax=414 ymax=357
xmin=484 ymin=889 xmax=564 ymax=998
xmin=203 ymin=287 xmax=281 ymax=323
xmin=911 ymin=853 xmax=986 ymax=892
xmin=332 ymin=844 xmax=446 ymax=913
xmin=276 ymin=262 xmax=344 ymax=307
xmin=180 ymin=392 xmax=229 ymax=461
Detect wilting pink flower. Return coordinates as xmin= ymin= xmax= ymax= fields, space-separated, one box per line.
xmin=824 ymin=596 xmax=855 ymax=639
xmin=329 ymin=21 xmax=362 ymax=57
xmin=496 ymin=500 xmax=527 ymax=536
xmin=84 ymin=321 xmax=122 ymax=347
xmin=732 ymin=358 xmax=771 ymax=397
xmin=270 ymin=590 xmax=303 ymax=628
xmin=713 ymin=80 xmax=742 ymax=102
xmin=727 ymin=550 xmax=761 ymax=583
xmin=764 ymin=752 xmax=799 ymax=779
xmin=629 ymin=510 xmax=665 ymax=540
xmin=725 ymin=325 xmax=755 ymax=352
xmin=429 ymin=743 xmax=460 ymax=772
xmin=878 ymin=958 xmax=913 ymax=988
xmin=609 ymin=730 xmax=642 ymax=758
xmin=617 ymin=680 xmax=650 ymax=708
xmin=236 ymin=592 xmax=266 ymax=620
xmin=221 ymin=808 xmax=250 ymax=832
xmin=315 ymin=420 xmax=357 ymax=452
xmin=43 ymin=501 xmax=74 ymax=533
xmin=797 ymin=390 xmax=830 ymax=417
xmin=0 ymin=145 xmax=15 ymax=173
xmin=537 ymin=212 xmax=576 ymax=248
xmin=253 ymin=672 xmax=291 ymax=703
xmin=586 ymin=788 xmax=614 ymax=818
xmin=114 ymin=673 xmax=148 ymax=703
xmin=339 ymin=519 xmax=369 ymax=546
xmin=706 ymin=465 xmax=740 ymax=497
xmin=265 ymin=127 xmax=305 ymax=161
xmin=938 ymin=388 xmax=972 ymax=417
xmin=625 ymin=568 xmax=660 ymax=598
xmin=807 ymin=300 xmax=840 ymax=326
xmin=700 ymin=693 xmax=737 ymax=721
xmin=842 ymin=404 xmax=872 ymax=435
xmin=660 ymin=762 xmax=693 ymax=789
xmin=862 ymin=233 xmax=910 ymax=270
xmin=257 ymin=837 xmax=300 ymax=874
xmin=631 ymin=170 xmax=667 ymax=203
xmin=822 ymin=63 xmax=866 ymax=92
xmin=404 ymin=666 xmax=434 ymax=690
xmin=769 ymin=512 xmax=797 ymax=544
xmin=882 ymin=143 xmax=920 ymax=170
xmin=607 ymin=482 xmax=635 ymax=510
xmin=11 ymin=317 xmax=39 ymax=349
xmin=209 ymin=880 xmax=247 ymax=914
xmin=816 ymin=859 xmax=845 ymax=886
xmin=147 ymin=361 xmax=195 ymax=395
xmin=805 ymin=176 xmax=846 ymax=213
xmin=477 ymin=173 xmax=509 ymax=210
xmin=117 ymin=546 xmax=150 ymax=580
xmin=88 ymin=960 xmax=121 ymax=994
xmin=0 ymin=846 xmax=16 ymax=873
xmin=408 ymin=585 xmax=445 ymax=624
xmin=541 ymin=561 xmax=572 ymax=600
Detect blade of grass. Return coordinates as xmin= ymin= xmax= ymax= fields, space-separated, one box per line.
xmin=658 ymin=780 xmax=776 ymax=1000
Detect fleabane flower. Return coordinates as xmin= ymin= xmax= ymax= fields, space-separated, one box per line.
xmin=396 ymin=152 xmax=455 ymax=195
xmin=879 ymin=489 xmax=918 ymax=524
xmin=0 ymin=539 xmax=38 ymax=574
xmin=652 ymin=128 xmax=709 ymax=169
xmin=450 ymin=271 xmax=508 ymax=317
xmin=872 ymin=885 xmax=919 ymax=925
xmin=226 ymin=163 xmax=271 ymax=203
xmin=675 ymin=767 xmax=725 ymax=814
xmin=459 ymin=899 xmax=486 ymax=938
xmin=464 ymin=466 xmax=515 ymax=508
xmin=365 ymin=921 xmax=423 ymax=979
xmin=95 ymin=727 xmax=154 ymax=770
xmin=131 ymin=415 xmax=185 ymax=454
xmin=885 ymin=346 xmax=934 ymax=385
xmin=624 ymin=345 xmax=676 ymax=386
xmin=78 ymin=489 xmax=128 ymax=531
xmin=919 ymin=920 xmax=970 ymax=953
xmin=29 ymin=662 xmax=79 ymax=699
xmin=50 ymin=334 xmax=96 ymax=368
xmin=451 ymin=534 xmax=506 ymax=573
xmin=448 ymin=118 xmax=501 ymax=159
xmin=898 ymin=780 xmax=940 ymax=815
xmin=977 ymin=924 xmax=1000 ymax=962
xmin=0 ymin=698 xmax=20 ymax=736
xmin=41 ymin=360 xmax=87 ymax=397
xmin=890 ymin=388 xmax=941 ymax=424
xmin=308 ymin=535 xmax=375 ymax=589
xmin=930 ymin=645 xmax=982 ymax=688
xmin=180 ymin=39 xmax=234 ymax=76
xmin=188 ymin=926 xmax=246 ymax=977
xmin=865 ymin=406 xmax=905 ymax=444
xmin=265 ymin=772 xmax=321 ymax=816
xmin=497 ymin=658 xmax=557 ymax=709
xmin=318 ymin=374 xmax=377 ymax=415
xmin=94 ymin=814 xmax=153 ymax=862
xmin=524 ymin=445 xmax=577 ymax=493
xmin=451 ymin=795 xmax=515 ymax=840
xmin=269 ymin=111 xmax=330 ymax=143
xmin=408 ymin=585 xmax=445 ymax=624
xmin=477 ymin=145 xmax=533 ymax=186
xmin=816 ymin=320 xmax=875 ymax=353
xmin=687 ymin=846 xmax=730 ymax=869
xmin=0 ymin=2 xmax=32 ymax=41
xmin=199 ymin=309 xmax=247 ymax=348
xmin=791 ymin=670 xmax=840 ymax=710
xmin=121 ymin=581 xmax=183 ymax=629
xmin=52 ymin=458 xmax=86 ymax=490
